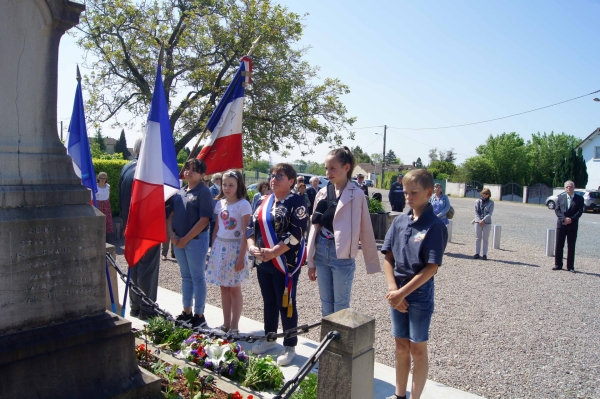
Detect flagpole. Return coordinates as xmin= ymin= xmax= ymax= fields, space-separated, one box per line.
xmin=121 ymin=267 xmax=131 ymax=317
xmin=184 ymin=36 xmax=261 ymax=167
xmin=105 ymin=258 xmax=117 ymax=314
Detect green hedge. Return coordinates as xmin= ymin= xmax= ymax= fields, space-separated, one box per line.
xmin=92 ymin=159 xmax=187 ymax=216
xmin=377 ymin=172 xmax=396 ymax=190
xmin=92 ymin=159 xmax=129 ymax=216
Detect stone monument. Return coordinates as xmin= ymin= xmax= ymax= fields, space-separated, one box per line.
xmin=0 ymin=1 xmax=160 ymax=397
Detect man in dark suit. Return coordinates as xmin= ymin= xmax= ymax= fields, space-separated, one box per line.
xmin=306 ymin=176 xmax=319 ymax=215
xmin=553 ymin=180 xmax=584 ymax=273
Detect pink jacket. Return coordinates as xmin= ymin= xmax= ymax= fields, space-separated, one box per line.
xmin=306 ymin=183 xmax=381 ymax=274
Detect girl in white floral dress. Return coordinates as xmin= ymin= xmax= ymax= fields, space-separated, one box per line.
xmin=206 ymin=170 xmax=252 ymax=334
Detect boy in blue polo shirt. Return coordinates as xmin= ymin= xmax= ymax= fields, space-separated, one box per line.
xmin=382 ymin=169 xmax=447 ymax=399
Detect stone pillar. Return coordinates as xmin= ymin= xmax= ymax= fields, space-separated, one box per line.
xmin=447 ymin=219 xmax=453 ymax=243
xmin=0 ymin=1 xmax=160 ymax=398
xmin=546 ymin=228 xmax=556 ymax=257
xmin=493 ymin=224 xmax=501 ymax=249
xmin=523 ymin=186 xmax=529 ymax=204
xmin=317 ymin=309 xmax=375 ymax=399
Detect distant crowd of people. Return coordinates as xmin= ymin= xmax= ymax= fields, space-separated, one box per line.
xmin=108 ymin=139 xmax=583 ymax=399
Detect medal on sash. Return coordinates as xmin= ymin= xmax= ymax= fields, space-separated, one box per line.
xmin=257 ymin=194 xmax=306 ymax=317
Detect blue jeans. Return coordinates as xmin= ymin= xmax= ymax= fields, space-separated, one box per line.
xmin=174 ymin=231 xmax=209 ymax=315
xmin=390 ymin=278 xmax=435 ymax=342
xmin=314 ymin=235 xmax=356 ymax=317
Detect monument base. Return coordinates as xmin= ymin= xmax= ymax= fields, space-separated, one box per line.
xmin=0 ymin=312 xmax=161 ymax=399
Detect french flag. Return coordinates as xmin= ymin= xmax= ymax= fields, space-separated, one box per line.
xmin=124 ymin=61 xmax=180 ymax=267
xmin=197 ymin=57 xmax=251 ymax=174
xmin=67 ymin=66 xmax=97 ymax=205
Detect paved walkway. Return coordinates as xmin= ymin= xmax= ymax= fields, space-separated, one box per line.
xmin=118 ymin=279 xmax=484 ymax=399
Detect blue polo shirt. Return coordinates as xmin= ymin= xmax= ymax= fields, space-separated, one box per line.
xmin=169 ymin=183 xmax=214 ymax=237
xmin=381 ymin=203 xmax=447 ymax=282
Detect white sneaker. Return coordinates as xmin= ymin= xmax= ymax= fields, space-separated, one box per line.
xmin=252 ymin=340 xmax=277 ymax=354
xmin=277 ymin=346 xmax=296 ymax=366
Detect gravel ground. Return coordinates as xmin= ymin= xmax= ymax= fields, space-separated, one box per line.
xmin=112 ymin=194 xmax=600 ymax=399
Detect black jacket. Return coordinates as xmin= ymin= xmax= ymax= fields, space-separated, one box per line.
xmin=306 ymin=186 xmax=318 ymax=215
xmin=555 ymin=193 xmax=584 ymax=230
xmin=118 ymin=159 xmax=137 ymax=226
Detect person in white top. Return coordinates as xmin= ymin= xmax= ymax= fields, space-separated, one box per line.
xmin=206 ymin=169 xmax=252 ymax=334
xmin=96 ymin=171 xmax=114 ymax=240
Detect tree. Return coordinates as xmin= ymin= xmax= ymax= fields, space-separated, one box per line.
xmin=427 ymin=160 xmax=457 ymax=180
xmin=114 ymin=129 xmax=131 ymax=159
xmin=414 ymin=157 xmax=423 ymax=168
xmin=454 ymin=156 xmax=494 ymax=183
xmin=428 ymin=147 xmax=456 ymax=164
xmin=553 ymin=147 xmax=588 ymax=188
xmin=475 ymin=132 xmax=529 ymax=184
xmin=351 ymin=146 xmax=371 ymax=163
xmin=177 ymin=147 xmax=190 ymax=164
xmin=370 ymin=153 xmax=382 ymax=165
xmin=293 ymin=159 xmax=308 ymax=173
xmin=525 ymin=132 xmax=581 ymax=186
xmin=94 ymin=129 xmax=106 ymax=152
xmin=246 ymin=159 xmax=270 ymax=174
xmin=385 ymin=149 xmax=398 ymax=164
xmin=305 ymin=161 xmax=325 ymax=175
xmin=77 ymin=0 xmax=356 ymax=158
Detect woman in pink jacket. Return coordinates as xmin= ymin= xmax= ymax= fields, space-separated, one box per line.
xmin=306 ymin=147 xmax=381 ymax=316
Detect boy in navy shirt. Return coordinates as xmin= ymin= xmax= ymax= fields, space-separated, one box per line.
xmin=382 ymin=169 xmax=447 ymax=399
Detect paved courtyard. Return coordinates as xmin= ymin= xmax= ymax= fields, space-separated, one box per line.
xmin=114 ymin=194 xmax=600 ymax=399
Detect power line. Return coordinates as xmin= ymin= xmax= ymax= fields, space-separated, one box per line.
xmin=385 ymin=89 xmax=600 ymax=131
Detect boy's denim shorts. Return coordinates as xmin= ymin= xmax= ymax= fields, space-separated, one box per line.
xmin=390 ymin=278 xmax=434 ymax=342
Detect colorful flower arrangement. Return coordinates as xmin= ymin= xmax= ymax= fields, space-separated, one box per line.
xmin=179 ymin=333 xmax=249 ymax=382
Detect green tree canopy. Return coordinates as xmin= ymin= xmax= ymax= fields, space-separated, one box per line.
xmin=351 ymin=146 xmax=371 ymax=163
xmin=385 ymin=149 xmax=398 ymax=164
xmin=428 ymin=147 xmax=456 ymax=164
xmin=246 ymin=159 xmax=270 ymax=173
xmin=414 ymin=157 xmax=423 ymax=168
xmin=525 ymin=132 xmax=581 ymax=186
xmin=94 ymin=129 xmax=106 ymax=152
xmin=553 ymin=147 xmax=588 ymax=188
xmin=77 ymin=0 xmax=356 ymax=157
xmin=114 ymin=129 xmax=131 ymax=159
xmin=427 ymin=160 xmax=457 ymax=180
xmin=474 ymin=132 xmax=529 ymax=185
xmin=370 ymin=152 xmax=382 ymax=165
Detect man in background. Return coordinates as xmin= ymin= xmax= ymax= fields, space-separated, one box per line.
xmin=553 ymin=180 xmax=584 ymax=273
xmin=356 ymin=173 xmax=369 ymax=197
xmin=306 ymin=176 xmax=319 ymax=215
xmin=389 ymin=174 xmax=406 ymax=212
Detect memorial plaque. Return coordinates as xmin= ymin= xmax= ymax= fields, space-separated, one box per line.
xmin=0 ymin=206 xmax=105 ymax=335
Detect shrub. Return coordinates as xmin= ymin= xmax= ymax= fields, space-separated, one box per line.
xmin=92 ymin=159 xmax=129 ymax=216
xmin=368 ymin=197 xmax=385 ymax=213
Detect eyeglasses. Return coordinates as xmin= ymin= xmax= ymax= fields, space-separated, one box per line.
xmin=222 ymin=170 xmax=238 ymax=179
xmin=270 ymin=173 xmax=285 ymax=181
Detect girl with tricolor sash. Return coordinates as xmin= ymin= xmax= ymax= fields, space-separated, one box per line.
xmin=246 ymin=163 xmax=308 ymax=366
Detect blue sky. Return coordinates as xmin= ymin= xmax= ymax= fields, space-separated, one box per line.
xmin=57 ymin=0 xmax=600 ymax=166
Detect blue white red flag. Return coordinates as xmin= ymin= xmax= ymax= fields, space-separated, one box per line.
xmin=124 ymin=62 xmax=180 ymax=267
xmin=197 ymin=57 xmax=251 ymax=174
xmin=67 ymin=67 xmax=97 ymax=205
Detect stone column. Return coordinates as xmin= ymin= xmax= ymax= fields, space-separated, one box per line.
xmin=0 ymin=1 xmax=160 ymax=398
xmin=317 ymin=309 xmax=376 ymax=399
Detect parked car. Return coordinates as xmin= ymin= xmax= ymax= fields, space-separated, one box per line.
xmin=365 ymin=179 xmax=374 ymax=187
xmin=545 ymin=190 xmax=600 ymax=212
xmin=247 ymin=183 xmax=259 ymax=191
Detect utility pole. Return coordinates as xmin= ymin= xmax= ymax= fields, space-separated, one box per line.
xmin=60 ymin=121 xmax=63 ymax=141
xmin=381 ymin=125 xmax=387 ymax=185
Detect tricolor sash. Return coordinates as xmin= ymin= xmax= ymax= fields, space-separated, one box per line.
xmin=257 ymin=194 xmax=306 ymax=317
